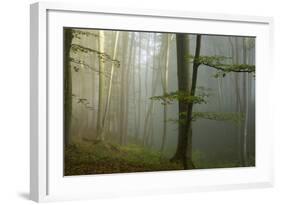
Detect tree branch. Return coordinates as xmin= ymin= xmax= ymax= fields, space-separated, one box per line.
xmin=188 ymin=55 xmax=255 ymax=73
xmin=201 ymin=62 xmax=255 ymax=73
xmin=71 ymin=44 xmax=120 ymax=67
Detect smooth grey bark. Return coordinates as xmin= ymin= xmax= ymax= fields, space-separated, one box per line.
xmin=101 ymin=31 xmax=120 ymax=139
xmin=96 ymin=30 xmax=105 ymax=140
xmin=160 ymin=34 xmax=170 ymax=153
xmin=143 ymin=33 xmax=158 ymax=146
xmin=136 ymin=33 xmax=143 ymax=140
xmin=119 ymin=33 xmax=129 ymax=144
xmin=230 ymin=37 xmax=243 ymax=163
xmin=119 ymin=33 xmax=133 ymax=145
xmin=123 ymin=33 xmax=135 ymax=145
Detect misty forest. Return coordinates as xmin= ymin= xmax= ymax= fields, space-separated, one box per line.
xmin=63 ymin=28 xmax=255 ymax=176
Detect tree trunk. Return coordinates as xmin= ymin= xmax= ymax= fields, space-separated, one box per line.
xmin=160 ymin=34 xmax=170 ymax=153
xmin=101 ymin=31 xmax=120 ymax=139
xmin=136 ymin=33 xmax=143 ymax=140
xmin=63 ymin=28 xmax=73 ymax=148
xmin=242 ymin=38 xmax=249 ymax=166
xmin=182 ymin=34 xmax=201 ymax=169
xmin=143 ymin=33 xmax=158 ymax=146
xmin=230 ymin=37 xmax=243 ymax=164
xmin=171 ymin=33 xmax=191 ymax=163
xmin=119 ymin=32 xmax=130 ymax=145
xmin=96 ymin=30 xmax=105 ymax=140
xmin=123 ymin=33 xmax=135 ymax=145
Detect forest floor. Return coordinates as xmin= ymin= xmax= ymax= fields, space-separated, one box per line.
xmin=64 ymin=140 xmax=254 ymax=176
xmin=64 ymin=140 xmax=182 ymax=176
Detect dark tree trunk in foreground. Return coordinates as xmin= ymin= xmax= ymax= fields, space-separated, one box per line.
xmin=171 ymin=34 xmax=201 ymax=170
xmin=182 ymin=34 xmax=202 ymax=169
xmin=64 ymin=28 xmax=73 ymax=148
xmin=171 ymin=34 xmax=191 ymax=163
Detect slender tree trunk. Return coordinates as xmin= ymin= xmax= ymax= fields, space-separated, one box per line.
xmin=64 ymin=28 xmax=73 ymax=148
xmin=96 ymin=30 xmax=105 ymax=140
xmin=142 ymin=66 xmax=160 ymax=146
xmin=136 ymin=33 xmax=143 ymax=140
xmin=182 ymin=34 xmax=201 ymax=169
xmin=132 ymin=47 xmax=138 ymax=140
xmin=101 ymin=31 xmax=120 ymax=139
xmin=119 ymin=33 xmax=131 ymax=145
xmin=90 ymin=34 xmax=99 ymax=139
xmin=143 ymin=33 xmax=158 ymax=146
xmin=160 ymin=34 xmax=170 ymax=153
xmin=144 ymin=34 xmax=150 ymax=128
xmin=242 ymin=39 xmax=249 ymax=166
xmin=230 ymin=37 xmax=243 ymax=164
xmin=123 ymin=33 xmax=135 ymax=145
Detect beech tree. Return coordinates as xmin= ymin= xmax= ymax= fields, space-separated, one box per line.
xmin=64 ymin=29 xmax=256 ymax=175
xmin=152 ymin=34 xmax=255 ymax=169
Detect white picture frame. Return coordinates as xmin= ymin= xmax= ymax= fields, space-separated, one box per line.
xmin=30 ymin=2 xmax=274 ymax=202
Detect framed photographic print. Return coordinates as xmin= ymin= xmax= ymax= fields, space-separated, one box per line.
xmin=30 ymin=2 xmax=274 ymax=202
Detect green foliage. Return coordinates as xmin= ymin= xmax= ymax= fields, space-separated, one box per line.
xmin=69 ymin=57 xmax=112 ymax=77
xmin=213 ymin=71 xmax=226 ymax=78
xmin=65 ymin=141 xmax=182 ymax=175
xmin=150 ymin=90 xmax=209 ymax=105
xmin=167 ymin=112 xmax=244 ymax=125
xmin=71 ymin=44 xmax=120 ymax=67
xmin=192 ymin=112 xmax=245 ymax=123
xmin=188 ymin=55 xmax=231 ymax=65
xmin=187 ymin=55 xmax=255 ymax=76
xmin=72 ymin=30 xmax=99 ymax=39
xmin=64 ymin=141 xmax=254 ymax=175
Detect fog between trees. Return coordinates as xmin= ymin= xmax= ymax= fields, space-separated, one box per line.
xmin=64 ymin=28 xmax=255 ymax=175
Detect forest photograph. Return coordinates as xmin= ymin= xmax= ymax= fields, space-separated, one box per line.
xmin=63 ymin=28 xmax=255 ymax=176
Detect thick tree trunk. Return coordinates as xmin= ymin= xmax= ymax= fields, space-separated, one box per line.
xmin=182 ymin=34 xmax=201 ymax=169
xmin=171 ymin=34 xmax=201 ymax=170
xmin=171 ymin=33 xmax=191 ymax=163
xmin=63 ymin=28 xmax=73 ymax=148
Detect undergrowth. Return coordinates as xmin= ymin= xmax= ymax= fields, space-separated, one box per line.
xmin=64 ymin=141 xmax=182 ymax=175
xmin=64 ymin=140 xmax=255 ymax=176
